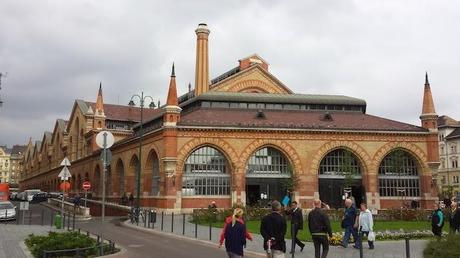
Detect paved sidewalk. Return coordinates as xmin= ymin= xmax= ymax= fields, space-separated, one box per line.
xmin=0 ymin=224 xmax=62 ymax=258
xmin=127 ymin=214 xmax=427 ymax=258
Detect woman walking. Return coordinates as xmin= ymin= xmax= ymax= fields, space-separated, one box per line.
xmin=219 ymin=208 xmax=249 ymax=258
xmin=358 ymin=203 xmax=374 ymax=249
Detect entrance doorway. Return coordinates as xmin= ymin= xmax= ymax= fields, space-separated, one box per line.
xmin=319 ymin=178 xmax=365 ymax=208
xmin=246 ymin=178 xmax=289 ymax=207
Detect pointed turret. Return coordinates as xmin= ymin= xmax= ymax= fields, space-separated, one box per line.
xmin=96 ymin=82 xmax=105 ymax=116
xmin=421 ymin=72 xmax=436 ymax=115
xmin=166 ymin=63 xmax=178 ymax=106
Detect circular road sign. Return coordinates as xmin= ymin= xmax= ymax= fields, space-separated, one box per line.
xmin=60 ymin=181 xmax=71 ymax=191
xmin=96 ymin=130 xmax=115 ymax=149
xmin=82 ymin=181 xmax=91 ymax=191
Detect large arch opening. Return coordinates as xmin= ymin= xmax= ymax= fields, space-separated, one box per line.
xmin=182 ymin=146 xmax=230 ymax=196
xmin=129 ymin=155 xmax=140 ymax=195
xmin=378 ymin=149 xmax=421 ymax=203
xmin=318 ymin=149 xmax=364 ymax=209
xmin=245 ymin=147 xmax=291 ymax=207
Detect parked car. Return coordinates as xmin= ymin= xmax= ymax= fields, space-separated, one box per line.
xmin=0 ymin=201 xmax=16 ymax=220
xmin=17 ymin=192 xmax=27 ymax=201
xmin=25 ymin=189 xmax=41 ymax=202
xmin=9 ymin=192 xmax=18 ymax=201
xmin=31 ymin=192 xmax=48 ymax=203
xmin=47 ymin=192 xmax=63 ymax=199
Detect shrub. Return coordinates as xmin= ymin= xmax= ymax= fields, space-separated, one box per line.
xmin=424 ymin=234 xmax=460 ymax=258
xmin=25 ymin=231 xmax=105 ymax=258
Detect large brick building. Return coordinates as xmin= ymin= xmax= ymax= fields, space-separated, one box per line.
xmin=20 ymin=24 xmax=440 ymax=211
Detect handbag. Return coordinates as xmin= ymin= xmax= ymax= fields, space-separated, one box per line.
xmin=368 ymin=231 xmax=376 ymax=242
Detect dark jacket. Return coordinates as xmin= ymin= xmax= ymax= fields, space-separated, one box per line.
xmin=308 ymin=207 xmax=333 ymax=237
xmin=342 ymin=206 xmax=357 ymax=228
xmin=260 ymin=212 xmax=287 ymax=252
xmin=287 ymin=207 xmax=303 ymax=229
xmin=431 ymin=209 xmax=444 ymax=228
xmin=224 ymin=220 xmax=247 ymax=256
xmin=453 ymin=208 xmax=460 ymax=231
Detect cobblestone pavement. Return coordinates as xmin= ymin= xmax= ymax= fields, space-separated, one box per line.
xmin=0 ymin=224 xmax=62 ymax=258
xmin=127 ymin=214 xmax=428 ymax=258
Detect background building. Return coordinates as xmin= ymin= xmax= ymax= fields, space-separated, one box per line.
xmin=0 ymin=146 xmax=11 ymax=183
xmin=20 ymin=24 xmax=440 ymax=211
xmin=9 ymin=145 xmax=26 ymax=185
xmin=437 ymin=115 xmax=460 ymax=198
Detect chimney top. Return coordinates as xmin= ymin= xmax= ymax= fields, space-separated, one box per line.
xmin=196 ymin=23 xmax=210 ymax=34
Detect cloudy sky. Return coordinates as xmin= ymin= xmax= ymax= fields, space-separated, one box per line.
xmin=1 ymin=0 xmax=459 ymax=146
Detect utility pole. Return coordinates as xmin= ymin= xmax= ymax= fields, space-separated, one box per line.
xmin=0 ymin=72 xmax=6 ymax=107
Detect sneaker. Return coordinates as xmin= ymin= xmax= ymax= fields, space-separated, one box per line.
xmin=353 ymin=245 xmax=360 ymax=249
xmin=300 ymin=246 xmax=304 ymax=252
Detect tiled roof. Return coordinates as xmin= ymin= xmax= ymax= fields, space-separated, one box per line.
xmin=438 ymin=115 xmax=460 ymax=127
xmin=178 ymin=108 xmax=427 ymax=132
xmin=446 ymin=128 xmax=460 ymax=139
xmin=86 ymin=102 xmax=162 ymax=122
xmin=11 ymin=145 xmax=26 ymax=155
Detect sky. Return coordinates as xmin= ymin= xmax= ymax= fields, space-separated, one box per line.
xmin=1 ymin=0 xmax=459 ymax=147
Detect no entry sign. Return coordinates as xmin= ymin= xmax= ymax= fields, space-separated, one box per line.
xmin=82 ymin=181 xmax=91 ymax=191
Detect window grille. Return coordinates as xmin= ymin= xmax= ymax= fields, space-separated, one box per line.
xmin=378 ymin=150 xmax=420 ymax=197
xmin=246 ymin=147 xmax=291 ymax=178
xmin=319 ymin=149 xmax=362 ymax=178
xmin=182 ymin=146 xmax=230 ymax=196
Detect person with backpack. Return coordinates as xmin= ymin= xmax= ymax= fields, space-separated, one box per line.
xmin=431 ymin=202 xmax=444 ymax=237
xmin=308 ymin=199 xmax=332 ymax=258
xmin=219 ymin=208 xmax=253 ymax=248
xmin=219 ymin=208 xmax=248 ymax=258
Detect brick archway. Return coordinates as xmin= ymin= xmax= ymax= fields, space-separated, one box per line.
xmin=373 ymin=142 xmax=429 ymax=173
xmin=228 ymin=79 xmax=285 ymax=94
xmin=310 ymin=141 xmax=371 ymax=175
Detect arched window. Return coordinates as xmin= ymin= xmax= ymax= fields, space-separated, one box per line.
xmin=319 ymin=149 xmax=362 ymax=178
xmin=246 ymin=147 xmax=290 ymax=177
xmin=182 ymin=146 xmax=230 ymax=196
xmin=149 ymin=151 xmax=160 ymax=195
xmin=378 ymin=150 xmax=420 ymax=197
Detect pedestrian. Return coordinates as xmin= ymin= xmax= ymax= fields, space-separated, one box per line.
xmin=128 ymin=193 xmax=134 ymax=206
xmin=219 ymin=208 xmax=249 ymax=258
xmin=308 ymin=199 xmax=332 ymax=258
xmin=219 ymin=208 xmax=253 ymax=247
xmin=341 ymin=198 xmax=360 ymax=249
xmin=73 ymin=194 xmax=81 ymax=211
xmin=260 ymin=200 xmax=286 ymax=258
xmin=431 ymin=201 xmax=444 ymax=238
xmin=121 ymin=192 xmax=127 ymax=205
xmin=286 ymin=201 xmax=304 ymax=253
xmin=449 ymin=201 xmax=460 ymax=234
xmin=358 ymin=203 xmax=374 ymax=249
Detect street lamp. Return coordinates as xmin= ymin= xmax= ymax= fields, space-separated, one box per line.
xmin=128 ymin=92 xmax=155 ymax=223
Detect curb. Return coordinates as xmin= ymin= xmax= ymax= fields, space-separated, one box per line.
xmin=121 ymin=220 xmax=266 ymax=257
xmin=20 ymin=241 xmax=34 ymax=258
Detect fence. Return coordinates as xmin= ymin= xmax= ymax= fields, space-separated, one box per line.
xmin=0 ymin=206 xmax=77 ymax=227
xmin=129 ymin=209 xmax=419 ymax=258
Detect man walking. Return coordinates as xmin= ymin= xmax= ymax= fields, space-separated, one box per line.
xmin=431 ymin=201 xmax=444 ymax=237
xmin=341 ymin=198 xmax=360 ymax=249
xmin=286 ymin=201 xmax=305 ymax=253
xmin=308 ymin=199 xmax=332 ymax=258
xmin=260 ymin=200 xmax=286 ymax=258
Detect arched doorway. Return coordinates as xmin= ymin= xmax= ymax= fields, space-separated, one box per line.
xmin=147 ymin=151 xmax=160 ymax=196
xmin=182 ymin=146 xmax=230 ymax=196
xmin=378 ymin=149 xmax=421 ymax=206
xmin=116 ymin=159 xmax=125 ymax=195
xmin=318 ymin=149 xmax=364 ymax=209
xmin=129 ymin=155 xmax=140 ymax=195
xmin=245 ymin=147 xmax=291 ymax=207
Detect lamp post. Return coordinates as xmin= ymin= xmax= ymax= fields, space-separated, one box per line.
xmin=128 ymin=92 xmax=155 ymax=223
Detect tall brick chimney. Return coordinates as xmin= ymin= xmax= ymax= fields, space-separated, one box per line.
xmin=420 ymin=72 xmax=438 ymax=130
xmin=194 ymin=23 xmax=210 ymax=96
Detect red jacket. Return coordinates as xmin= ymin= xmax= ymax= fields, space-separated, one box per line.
xmin=219 ymin=216 xmax=253 ymax=245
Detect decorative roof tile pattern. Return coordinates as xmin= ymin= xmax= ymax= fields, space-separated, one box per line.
xmin=179 ymin=108 xmax=427 ymax=132
xmin=86 ymin=102 xmax=162 ymax=122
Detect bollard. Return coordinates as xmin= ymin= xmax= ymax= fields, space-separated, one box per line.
xmin=209 ymin=221 xmax=212 ymax=240
xmin=195 ymin=220 xmax=198 ymax=238
xmin=144 ymin=209 xmax=147 ymax=228
xmin=50 ymin=210 xmax=54 ymax=227
xmin=63 ymin=213 xmax=66 ymax=228
xmin=29 ymin=210 xmax=32 ymax=225
xmin=86 ymin=230 xmax=90 ymax=237
xmin=4 ymin=210 xmax=7 ymax=224
xmin=359 ymin=231 xmax=363 ymax=258
xmin=16 ymin=207 xmax=20 ymax=225
xmin=73 ymin=213 xmax=75 ymax=230
xmin=405 ymin=237 xmax=410 ymax=258
xmin=147 ymin=210 xmax=151 ymax=228
xmin=78 ymin=228 xmax=81 ymax=234
xmin=161 ymin=211 xmax=164 ymax=231
xmin=67 ymin=213 xmax=70 ymax=231
xmin=41 ymin=209 xmax=45 ymax=226
xmin=182 ymin=214 xmax=186 ymax=235
xmin=171 ymin=212 xmax=174 ymax=233
xmin=291 ymin=223 xmax=294 ymax=258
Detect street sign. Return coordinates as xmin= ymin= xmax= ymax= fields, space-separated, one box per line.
xmin=60 ymin=181 xmax=71 ymax=191
xmin=60 ymin=157 xmax=71 ymax=167
xmin=19 ymin=201 xmax=29 ymax=211
xmin=96 ymin=131 xmax=115 ymax=149
xmin=58 ymin=166 xmax=71 ymax=181
xmin=82 ymin=181 xmax=91 ymax=191
xmin=100 ymin=149 xmax=112 ymax=163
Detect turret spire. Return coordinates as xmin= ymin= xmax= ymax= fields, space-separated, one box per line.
xmin=95 ymin=82 xmax=105 ymax=116
xmin=421 ymin=72 xmax=436 ymax=115
xmin=166 ymin=63 xmax=178 ymax=106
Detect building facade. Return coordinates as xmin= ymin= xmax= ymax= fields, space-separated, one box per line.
xmin=0 ymin=147 xmax=11 ymax=183
xmin=9 ymin=145 xmax=26 ymax=185
xmin=21 ymin=24 xmax=440 ymax=211
xmin=437 ymin=115 xmax=460 ymax=197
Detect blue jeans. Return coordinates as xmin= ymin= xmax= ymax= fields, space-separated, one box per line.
xmin=342 ymin=226 xmax=360 ymax=248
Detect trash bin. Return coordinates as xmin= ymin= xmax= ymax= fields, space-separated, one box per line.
xmin=150 ymin=210 xmax=157 ymax=223
xmin=54 ymin=214 xmax=62 ymax=229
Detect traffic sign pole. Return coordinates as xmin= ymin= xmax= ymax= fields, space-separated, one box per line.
xmin=58 ymin=157 xmax=71 ymax=229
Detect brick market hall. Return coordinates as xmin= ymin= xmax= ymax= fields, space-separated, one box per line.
xmin=20 ymin=24 xmax=440 ymax=212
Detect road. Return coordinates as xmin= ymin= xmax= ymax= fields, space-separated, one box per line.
xmin=14 ymin=202 xmax=261 ymax=258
